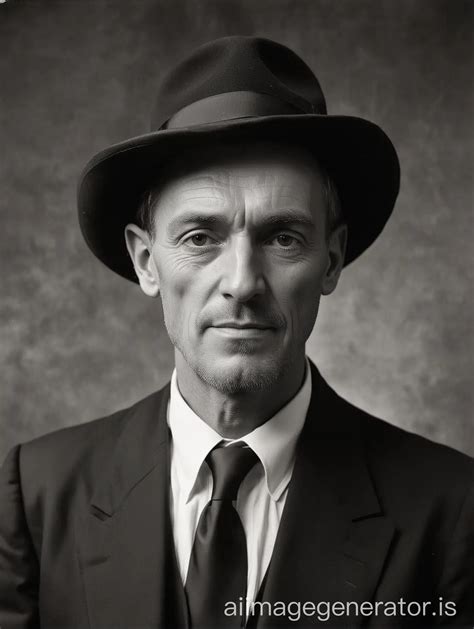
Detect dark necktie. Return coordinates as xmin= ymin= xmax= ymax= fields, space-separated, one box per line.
xmin=185 ymin=444 xmax=259 ymax=628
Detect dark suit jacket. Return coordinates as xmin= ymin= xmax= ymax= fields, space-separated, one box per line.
xmin=1 ymin=361 xmax=473 ymax=628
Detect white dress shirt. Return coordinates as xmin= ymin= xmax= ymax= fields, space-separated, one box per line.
xmin=167 ymin=358 xmax=312 ymax=607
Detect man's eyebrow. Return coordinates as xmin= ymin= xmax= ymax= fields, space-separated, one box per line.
xmin=167 ymin=212 xmax=221 ymax=235
xmin=259 ymin=213 xmax=315 ymax=227
xmin=166 ymin=210 xmax=315 ymax=234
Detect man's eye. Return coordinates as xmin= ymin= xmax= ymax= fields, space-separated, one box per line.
xmin=185 ymin=233 xmax=214 ymax=247
xmin=272 ymin=234 xmax=298 ymax=247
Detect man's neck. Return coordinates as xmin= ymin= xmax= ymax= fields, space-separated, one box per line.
xmin=174 ymin=352 xmax=307 ymax=438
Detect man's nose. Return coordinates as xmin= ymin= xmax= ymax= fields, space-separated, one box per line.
xmin=218 ymin=236 xmax=266 ymax=302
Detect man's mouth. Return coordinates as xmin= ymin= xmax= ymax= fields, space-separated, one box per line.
xmin=210 ymin=322 xmax=275 ymax=338
xmin=213 ymin=321 xmax=273 ymax=330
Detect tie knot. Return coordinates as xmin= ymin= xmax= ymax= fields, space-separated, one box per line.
xmin=206 ymin=445 xmax=258 ymax=501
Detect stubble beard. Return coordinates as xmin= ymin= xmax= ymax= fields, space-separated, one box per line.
xmin=170 ymin=333 xmax=296 ymax=395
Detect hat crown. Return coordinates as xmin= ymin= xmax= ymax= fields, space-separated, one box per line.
xmin=151 ymin=36 xmax=327 ymax=130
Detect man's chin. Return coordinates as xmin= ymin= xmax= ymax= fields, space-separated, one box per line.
xmin=194 ymin=354 xmax=285 ymax=394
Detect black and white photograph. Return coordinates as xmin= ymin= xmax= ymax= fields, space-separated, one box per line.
xmin=0 ymin=1 xmax=473 ymax=627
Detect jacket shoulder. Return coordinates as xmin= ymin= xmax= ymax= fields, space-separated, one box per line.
xmin=14 ymin=386 xmax=169 ymax=492
xmin=326 ymin=388 xmax=474 ymax=546
xmin=318 ymin=370 xmax=473 ymax=478
xmin=358 ymin=405 xmax=473 ymax=476
xmin=344 ymin=398 xmax=473 ymax=509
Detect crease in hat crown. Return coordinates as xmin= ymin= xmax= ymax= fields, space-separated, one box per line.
xmin=78 ymin=35 xmax=400 ymax=282
xmin=151 ymin=36 xmax=327 ymax=131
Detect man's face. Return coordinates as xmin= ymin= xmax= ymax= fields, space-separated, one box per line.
xmin=126 ymin=143 xmax=346 ymax=393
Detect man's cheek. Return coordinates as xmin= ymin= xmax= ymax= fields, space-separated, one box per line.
xmin=161 ymin=291 xmax=197 ymax=342
xmin=289 ymin=289 xmax=320 ymax=340
xmin=160 ymin=289 xmax=181 ymax=335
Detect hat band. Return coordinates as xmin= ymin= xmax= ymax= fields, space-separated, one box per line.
xmin=160 ymin=91 xmax=310 ymax=130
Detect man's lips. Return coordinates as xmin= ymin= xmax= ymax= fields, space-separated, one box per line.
xmin=209 ymin=322 xmax=276 ymax=339
xmin=211 ymin=321 xmax=274 ymax=330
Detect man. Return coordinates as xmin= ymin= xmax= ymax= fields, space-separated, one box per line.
xmin=0 ymin=36 xmax=472 ymax=629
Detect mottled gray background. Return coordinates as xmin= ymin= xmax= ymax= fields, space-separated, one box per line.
xmin=1 ymin=0 xmax=473 ymax=460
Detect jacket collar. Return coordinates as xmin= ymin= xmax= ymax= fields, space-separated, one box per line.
xmin=78 ymin=384 xmax=189 ymax=629
xmin=89 ymin=385 xmax=171 ymax=517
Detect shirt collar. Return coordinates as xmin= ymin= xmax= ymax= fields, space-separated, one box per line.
xmin=167 ymin=357 xmax=312 ymax=502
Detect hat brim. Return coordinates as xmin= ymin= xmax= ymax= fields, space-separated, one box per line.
xmin=78 ymin=114 xmax=400 ymax=282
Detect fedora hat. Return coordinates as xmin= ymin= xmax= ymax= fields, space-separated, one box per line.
xmin=78 ymin=36 xmax=400 ymax=282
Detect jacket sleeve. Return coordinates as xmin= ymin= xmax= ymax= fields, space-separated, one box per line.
xmin=436 ymin=469 xmax=474 ymax=627
xmin=0 ymin=445 xmax=40 ymax=629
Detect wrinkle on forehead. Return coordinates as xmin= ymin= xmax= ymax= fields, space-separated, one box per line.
xmin=173 ymin=176 xmax=313 ymax=203
xmin=148 ymin=141 xmax=326 ymax=228
xmin=161 ymin=161 xmax=319 ymax=198
xmin=160 ymin=174 xmax=316 ymax=223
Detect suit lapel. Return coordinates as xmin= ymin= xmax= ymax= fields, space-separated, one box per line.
xmin=252 ymin=363 xmax=394 ymax=628
xmin=76 ymin=384 xmax=189 ymax=629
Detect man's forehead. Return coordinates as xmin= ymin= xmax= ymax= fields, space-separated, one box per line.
xmin=155 ymin=173 xmax=319 ymax=223
xmin=163 ymin=170 xmax=312 ymax=198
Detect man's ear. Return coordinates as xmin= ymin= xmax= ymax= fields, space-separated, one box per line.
xmin=124 ymin=224 xmax=160 ymax=297
xmin=321 ymin=223 xmax=347 ymax=295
